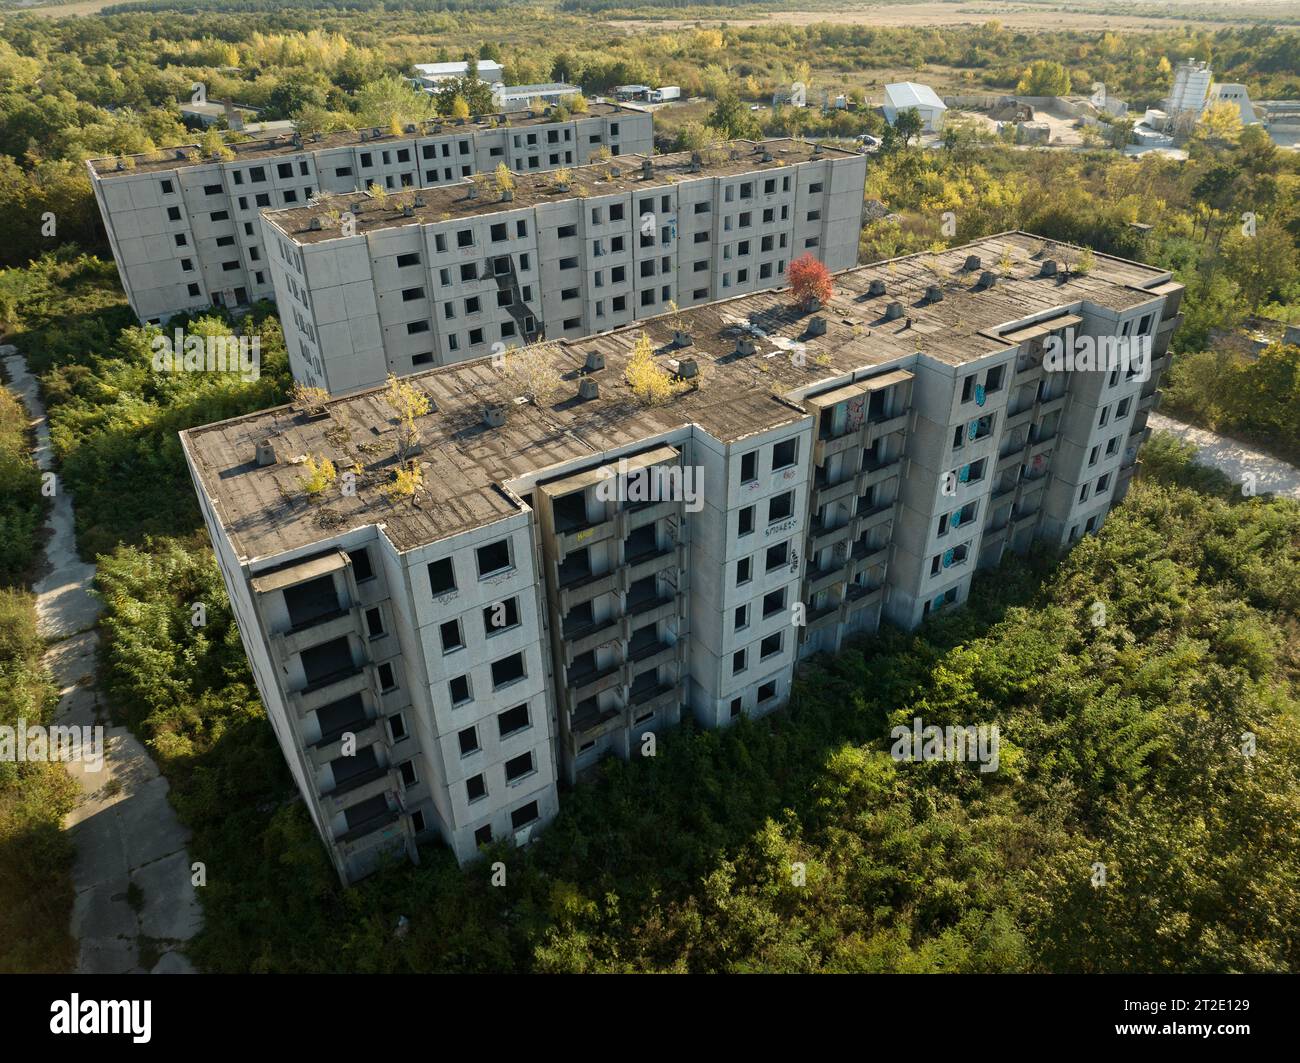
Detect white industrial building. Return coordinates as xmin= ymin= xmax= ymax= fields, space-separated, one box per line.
xmin=883 ymin=82 xmax=947 ymax=132
xmin=413 ymin=60 xmax=505 ymax=91
xmin=258 ymin=139 xmax=869 ymax=396
xmin=493 ymin=83 xmax=583 ymax=112
xmin=181 ymin=232 xmax=1182 ymax=883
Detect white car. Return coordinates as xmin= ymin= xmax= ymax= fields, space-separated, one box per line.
xmin=856 ymin=133 xmax=881 ymax=147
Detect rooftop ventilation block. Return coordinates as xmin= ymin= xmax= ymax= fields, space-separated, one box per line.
xmin=806 ymin=316 xmax=828 ymax=337
xmin=584 ymin=351 xmax=606 ymax=372
xmin=255 ymin=439 xmax=278 ymax=467
xmin=672 ymin=329 xmax=693 ymax=348
xmin=308 ymin=217 xmax=323 ymax=231
xmin=689 ymin=152 xmax=701 ymax=172
xmin=641 ymin=159 xmax=654 ymax=180
xmin=736 ymin=336 xmax=757 ymax=356
xmin=926 ymin=285 xmax=944 ymax=303
xmin=965 ymin=254 xmax=982 ymax=271
xmin=483 ymin=404 xmax=507 ymax=428
xmin=578 ymin=377 xmax=599 ymax=400
xmin=884 ymin=301 xmax=904 ymax=321
xmin=868 ymin=279 xmax=887 ymax=297
xmin=978 ymin=270 xmax=998 ymax=289
xmin=1040 ymin=259 xmax=1058 ymax=277
xmin=675 ymin=358 xmax=699 ymax=379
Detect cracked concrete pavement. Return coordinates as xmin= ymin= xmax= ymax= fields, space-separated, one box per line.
xmin=4 ymin=346 xmax=203 ymax=974
xmin=1150 ymin=412 xmax=1300 ymax=501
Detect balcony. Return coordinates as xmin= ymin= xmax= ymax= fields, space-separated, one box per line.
xmin=628 ymin=682 xmax=677 ymax=716
xmin=813 ymin=475 xmax=857 ymax=509
xmin=867 ymin=412 xmax=910 ymax=444
xmin=1026 ymin=437 xmax=1055 ymax=463
xmin=848 ymin=544 xmax=889 ymax=581
xmin=310 ymin=718 xmax=384 ymax=767
xmin=840 ymin=583 xmax=882 ymax=620
xmin=567 ymin=659 xmax=624 ymax=704
xmin=810 ymin=518 xmax=853 ymax=555
xmin=555 ymin=513 xmax=618 ymax=558
xmin=623 ymin=497 xmax=681 ymax=533
xmin=1002 ymin=404 xmax=1034 ymax=432
xmin=1013 ymin=359 xmax=1044 ymax=386
xmin=806 ymin=563 xmax=847 ymax=597
xmin=624 ymin=590 xmax=679 ymax=631
xmin=857 ymin=457 xmax=902 ymax=492
xmin=292 ymin=667 xmax=372 ymax=718
xmin=1137 ymin=391 xmax=1160 ymax=412
xmin=336 ymin=807 xmax=401 ymax=848
xmin=622 ymin=544 xmax=680 ymax=588
xmin=276 ymin=608 xmax=360 ymax=658
xmin=564 ymin=612 xmax=624 ymax=659
xmin=1034 ymin=394 xmax=1067 ymax=418
xmin=570 ymin=698 xmax=624 ymax=746
xmin=625 ymin=639 xmax=680 ymax=681
xmin=558 ymin=567 xmax=620 ymax=612
xmin=853 ymin=501 xmax=896 ymax=538
xmin=988 ymin=484 xmax=1016 ymax=511
xmin=324 ymin=766 xmax=398 ymax=817
xmin=805 ymin=601 xmax=839 ymax=633
xmin=982 ymin=524 xmax=1008 ymax=550
xmin=814 ymin=429 xmax=862 ymax=465
xmin=996 ymin=447 xmax=1024 ymax=475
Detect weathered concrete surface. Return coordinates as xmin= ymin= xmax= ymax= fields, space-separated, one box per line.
xmin=1150 ymin=412 xmax=1300 ymax=501
xmin=3 ymin=345 xmax=203 ymax=974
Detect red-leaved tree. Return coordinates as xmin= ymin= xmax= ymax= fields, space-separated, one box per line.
xmin=787 ymin=252 xmax=833 ymax=310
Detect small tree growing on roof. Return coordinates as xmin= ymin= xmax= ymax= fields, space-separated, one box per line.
xmin=624 ymin=331 xmax=679 ymax=406
xmin=788 ymin=252 xmax=833 ymax=311
xmin=385 ymin=373 xmax=430 ymax=461
xmin=300 ymin=455 xmax=337 ymax=496
xmin=491 ymin=342 xmax=562 ymax=407
xmin=494 ymin=161 xmax=515 ymax=198
xmin=384 ymin=461 xmax=424 ymax=503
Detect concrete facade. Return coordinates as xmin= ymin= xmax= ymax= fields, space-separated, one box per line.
xmin=87 ymin=104 xmax=653 ymax=324
xmin=259 ymin=140 xmax=869 ymax=395
xmin=181 ymin=233 xmax=1181 ymax=883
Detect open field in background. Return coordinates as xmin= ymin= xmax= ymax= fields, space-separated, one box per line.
xmin=7 ymin=0 xmax=1300 ymax=25
xmin=617 ymin=1 xmax=1300 ymax=32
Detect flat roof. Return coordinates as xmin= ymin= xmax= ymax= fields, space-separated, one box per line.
xmin=263 ymin=139 xmax=859 ymax=242
xmin=182 ymin=232 xmax=1173 ymax=562
xmin=87 ymin=102 xmax=643 ymax=177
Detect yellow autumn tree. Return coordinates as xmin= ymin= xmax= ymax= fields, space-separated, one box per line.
xmin=384 ymin=462 xmax=424 ymax=502
xmin=450 ymin=95 xmax=470 ymax=120
xmin=301 ymin=455 xmax=337 ymax=495
xmin=385 ymin=373 xmax=430 ymax=459
xmin=625 ymin=332 xmax=678 ymax=406
xmin=494 ymin=162 xmax=515 ymax=197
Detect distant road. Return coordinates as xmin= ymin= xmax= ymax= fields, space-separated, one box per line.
xmin=1151 ymin=412 xmax=1300 ymax=500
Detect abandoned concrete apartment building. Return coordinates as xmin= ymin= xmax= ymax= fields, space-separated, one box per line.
xmin=181 ymin=233 xmax=1182 ymax=883
xmin=86 ymin=102 xmax=653 ymax=323
xmin=257 ymin=138 xmax=868 ymax=394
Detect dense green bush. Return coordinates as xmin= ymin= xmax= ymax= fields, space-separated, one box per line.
xmin=0 ymin=383 xmax=42 ymax=585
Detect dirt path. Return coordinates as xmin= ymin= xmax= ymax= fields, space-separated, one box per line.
xmin=2 ymin=344 xmax=202 ymax=975
xmin=1150 ymin=412 xmax=1300 ymax=500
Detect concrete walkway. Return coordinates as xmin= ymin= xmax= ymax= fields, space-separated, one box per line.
xmin=1150 ymin=412 xmax=1300 ymax=501
xmin=3 ymin=345 xmax=202 ymax=974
